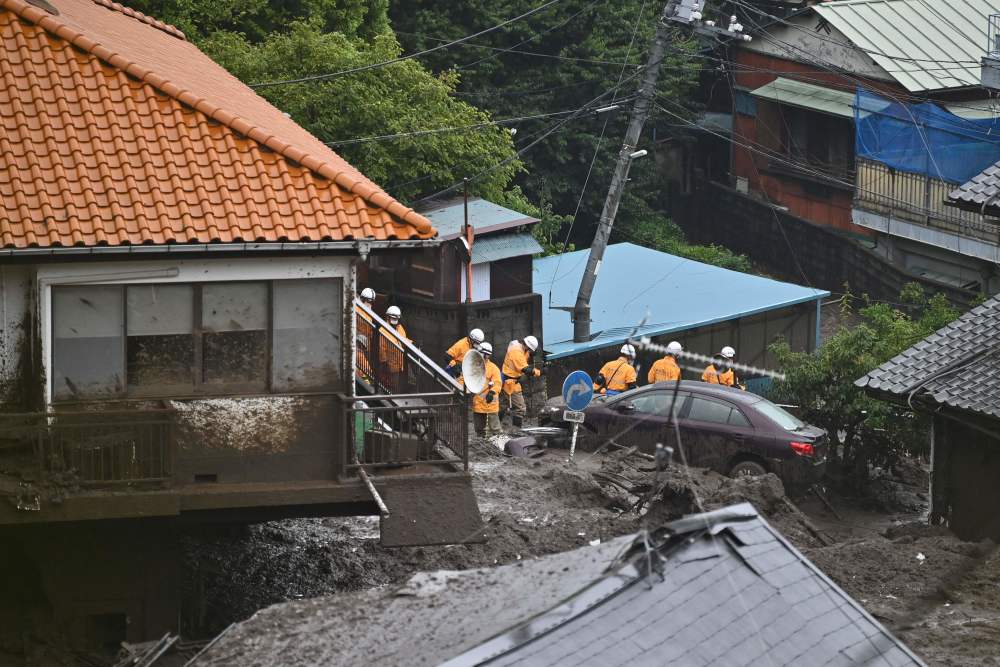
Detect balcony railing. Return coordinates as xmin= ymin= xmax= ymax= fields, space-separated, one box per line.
xmin=854 ymin=158 xmax=1000 ymax=245
xmin=0 ymin=409 xmax=175 ymax=486
xmin=342 ymin=392 xmax=469 ymax=472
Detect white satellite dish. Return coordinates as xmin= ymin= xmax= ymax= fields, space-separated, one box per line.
xmin=462 ymin=349 xmax=487 ymax=394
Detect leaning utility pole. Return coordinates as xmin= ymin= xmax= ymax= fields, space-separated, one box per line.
xmin=571 ymin=0 xmax=679 ymax=343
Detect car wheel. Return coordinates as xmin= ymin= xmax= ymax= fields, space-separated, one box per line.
xmin=728 ymin=460 xmax=767 ymax=478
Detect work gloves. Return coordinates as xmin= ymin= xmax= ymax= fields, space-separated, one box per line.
xmin=486 ymin=391 xmax=497 ymax=404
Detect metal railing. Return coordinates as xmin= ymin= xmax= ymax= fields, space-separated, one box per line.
xmin=355 ymin=300 xmax=464 ymax=396
xmin=342 ymin=392 xmax=468 ymax=472
xmin=0 ymin=409 xmax=175 ymax=486
xmin=854 ymin=157 xmax=1000 ymax=244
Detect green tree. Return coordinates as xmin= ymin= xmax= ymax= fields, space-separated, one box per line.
xmin=768 ymin=285 xmax=959 ymax=491
xmin=389 ymin=0 xmax=743 ymax=266
xmin=200 ymin=23 xmax=520 ymax=201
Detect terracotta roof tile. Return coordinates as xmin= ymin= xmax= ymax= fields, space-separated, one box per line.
xmin=0 ymin=0 xmax=434 ymax=248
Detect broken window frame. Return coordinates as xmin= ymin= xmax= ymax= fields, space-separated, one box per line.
xmin=50 ymin=278 xmax=344 ymax=402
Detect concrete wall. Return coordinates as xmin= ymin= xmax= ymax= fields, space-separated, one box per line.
xmin=675 ymin=182 xmax=978 ymax=306
xmin=0 ymin=265 xmax=34 ymax=410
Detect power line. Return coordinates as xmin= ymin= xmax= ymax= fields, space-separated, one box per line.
xmin=249 ymin=0 xmax=568 ymax=89
xmin=546 ymin=0 xmax=653 ymax=307
xmin=325 ymin=107 xmax=594 ymax=147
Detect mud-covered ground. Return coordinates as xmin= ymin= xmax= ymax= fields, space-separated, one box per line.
xmin=180 ymin=441 xmax=999 ymax=666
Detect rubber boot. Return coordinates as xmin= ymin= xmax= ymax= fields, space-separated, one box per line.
xmin=512 ymin=415 xmax=524 ymax=428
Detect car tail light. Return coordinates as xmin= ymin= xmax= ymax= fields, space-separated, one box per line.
xmin=790 ymin=441 xmax=814 ymax=456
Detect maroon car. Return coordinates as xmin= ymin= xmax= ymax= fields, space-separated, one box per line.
xmin=539 ymin=380 xmax=827 ymax=489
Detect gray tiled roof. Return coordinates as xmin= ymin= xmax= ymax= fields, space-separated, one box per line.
xmin=449 ymin=504 xmax=921 ymax=667
xmin=198 ymin=504 xmax=922 ymax=667
xmin=947 ymin=160 xmax=1000 ymax=214
xmin=856 ymin=294 xmax=1000 ymax=419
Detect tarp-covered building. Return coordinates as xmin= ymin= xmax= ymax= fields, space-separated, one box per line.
xmin=534 ymin=243 xmax=827 ymax=389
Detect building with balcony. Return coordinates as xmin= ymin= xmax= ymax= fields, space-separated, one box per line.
xmin=722 ymin=0 xmax=1000 ymax=296
xmin=0 ymin=0 xmax=479 ymax=651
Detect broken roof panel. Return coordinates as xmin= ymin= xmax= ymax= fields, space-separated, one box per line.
xmin=0 ymin=0 xmax=433 ymax=249
xmin=195 ymin=504 xmax=923 ymax=666
xmin=812 ymin=0 xmax=995 ymax=93
xmin=856 ymin=294 xmax=1000 ymax=419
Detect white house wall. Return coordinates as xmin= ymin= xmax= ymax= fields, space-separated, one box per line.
xmin=35 ymin=255 xmax=355 ymax=406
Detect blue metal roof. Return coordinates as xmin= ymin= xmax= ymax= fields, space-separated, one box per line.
xmin=472 ymin=232 xmax=543 ymax=264
xmin=420 ymin=198 xmax=538 ymax=240
xmin=534 ymin=243 xmax=829 ymax=359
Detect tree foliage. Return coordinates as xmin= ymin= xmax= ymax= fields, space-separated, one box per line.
xmin=389 ymin=0 xmax=746 ymax=266
xmin=124 ymin=1 xmax=520 ymax=202
xmin=768 ymin=285 xmax=959 ymax=491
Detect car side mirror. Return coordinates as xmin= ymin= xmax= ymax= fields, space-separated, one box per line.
xmin=618 ymin=402 xmax=636 ymax=412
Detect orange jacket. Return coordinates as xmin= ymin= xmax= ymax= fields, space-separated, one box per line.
xmin=463 ymin=361 xmax=502 ymax=414
xmin=702 ymin=364 xmax=735 ymax=387
xmin=648 ymin=356 xmax=681 ymax=383
xmin=446 ymin=337 xmax=473 ymax=368
xmin=501 ymin=340 xmax=540 ymax=394
xmin=379 ymin=323 xmax=409 ymax=372
xmin=596 ymin=356 xmax=637 ymax=393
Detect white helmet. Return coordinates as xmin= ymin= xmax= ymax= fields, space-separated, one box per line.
xmin=479 ymin=342 xmax=493 ymax=356
xmin=523 ymin=335 xmax=539 ymax=352
xmin=469 ymin=328 xmax=485 ymax=344
xmin=721 ymin=346 xmax=736 ymax=360
xmin=386 ymin=305 xmax=401 ymax=318
xmin=666 ymin=341 xmax=683 ymax=355
xmin=620 ymin=343 xmax=636 ymax=358
xmin=360 ymin=287 xmax=376 ymax=301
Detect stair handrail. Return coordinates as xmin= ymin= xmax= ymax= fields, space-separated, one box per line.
xmin=354 ymin=298 xmax=464 ymax=394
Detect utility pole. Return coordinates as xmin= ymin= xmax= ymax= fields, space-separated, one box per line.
xmin=572 ymin=1 xmax=678 ymax=343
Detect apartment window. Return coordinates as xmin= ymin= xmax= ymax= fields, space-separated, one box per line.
xmin=51 ymin=278 xmax=343 ymax=400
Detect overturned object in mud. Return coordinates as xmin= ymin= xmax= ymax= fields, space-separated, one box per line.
xmin=504 ymin=435 xmax=545 ymax=458
xmin=193 ymin=503 xmax=925 ymax=667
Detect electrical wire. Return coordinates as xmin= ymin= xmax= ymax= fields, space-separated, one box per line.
xmin=325 ymin=107 xmax=593 ymax=147
xmin=249 ymin=0 xmax=568 ymax=88
xmin=545 ymin=0 xmax=653 ymax=309
xmin=409 ymin=64 xmax=651 ymax=207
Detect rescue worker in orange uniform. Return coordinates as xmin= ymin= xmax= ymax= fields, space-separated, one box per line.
xmin=464 ymin=342 xmax=502 ymax=438
xmin=702 ymin=346 xmax=744 ymax=389
xmin=445 ymin=328 xmax=485 ymax=378
xmin=500 ymin=335 xmax=541 ymax=428
xmin=595 ymin=344 xmax=639 ymax=396
xmin=648 ymin=340 xmax=683 ymax=384
xmin=355 ymin=287 xmax=377 ymax=381
xmin=378 ymin=306 xmax=410 ymax=385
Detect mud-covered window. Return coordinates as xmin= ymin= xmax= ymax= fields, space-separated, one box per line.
xmin=126 ymin=285 xmax=195 ymax=395
xmin=272 ymin=279 xmax=343 ymax=391
xmin=52 ymin=286 xmax=124 ymax=400
xmin=202 ymin=282 xmax=268 ymax=390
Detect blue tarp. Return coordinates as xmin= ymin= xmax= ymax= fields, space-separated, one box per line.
xmin=855 ymin=88 xmax=1000 ymax=183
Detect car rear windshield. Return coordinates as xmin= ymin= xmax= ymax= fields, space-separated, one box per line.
xmin=752 ymin=400 xmax=805 ymax=431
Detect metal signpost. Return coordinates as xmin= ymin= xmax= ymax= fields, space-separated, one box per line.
xmin=561 ymin=371 xmax=594 ymax=461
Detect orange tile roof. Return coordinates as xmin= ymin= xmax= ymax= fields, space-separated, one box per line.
xmin=0 ymin=0 xmax=435 ymax=248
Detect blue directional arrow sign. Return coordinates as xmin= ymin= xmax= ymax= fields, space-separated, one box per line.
xmin=562 ymin=370 xmax=594 ymax=412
